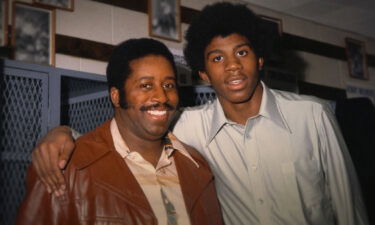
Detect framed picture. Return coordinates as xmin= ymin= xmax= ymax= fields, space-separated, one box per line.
xmin=12 ymin=2 xmax=55 ymax=66
xmin=260 ymin=15 xmax=282 ymax=36
xmin=33 ymin=0 xmax=74 ymax=11
xmin=0 ymin=0 xmax=8 ymax=46
xmin=148 ymin=0 xmax=181 ymax=42
xmin=345 ymin=38 xmax=368 ymax=80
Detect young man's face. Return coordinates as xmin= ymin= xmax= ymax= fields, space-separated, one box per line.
xmin=111 ymin=55 xmax=178 ymax=141
xmin=199 ymin=33 xmax=263 ymax=106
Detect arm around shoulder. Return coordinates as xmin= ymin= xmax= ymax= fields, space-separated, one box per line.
xmin=31 ymin=125 xmax=78 ymax=196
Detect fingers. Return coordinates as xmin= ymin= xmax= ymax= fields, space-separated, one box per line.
xmin=59 ymin=140 xmax=75 ymax=169
xmin=54 ymin=139 xmax=76 ymax=195
xmin=32 ymin=142 xmax=58 ymax=194
xmin=49 ymin=141 xmax=67 ymax=196
xmin=32 ymin=149 xmax=50 ymax=192
xmin=31 ymin=126 xmax=75 ymax=196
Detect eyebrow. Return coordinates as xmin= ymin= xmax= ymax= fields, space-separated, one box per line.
xmin=206 ymin=42 xmax=252 ymax=59
xmin=164 ymin=76 xmax=176 ymax=81
xmin=136 ymin=76 xmax=176 ymax=82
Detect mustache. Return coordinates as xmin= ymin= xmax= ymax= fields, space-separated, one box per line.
xmin=139 ymin=103 xmax=176 ymax=111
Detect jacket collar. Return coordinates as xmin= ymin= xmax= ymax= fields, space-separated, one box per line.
xmin=110 ymin=119 xmax=199 ymax=168
xmin=73 ymin=120 xmax=113 ymax=170
xmin=207 ymin=82 xmax=291 ymax=145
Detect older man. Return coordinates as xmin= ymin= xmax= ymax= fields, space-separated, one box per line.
xmin=16 ymin=38 xmax=223 ymax=225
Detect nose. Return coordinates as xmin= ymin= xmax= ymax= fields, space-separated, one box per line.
xmin=225 ymin=56 xmax=241 ymax=72
xmin=152 ymin=86 xmax=168 ymax=104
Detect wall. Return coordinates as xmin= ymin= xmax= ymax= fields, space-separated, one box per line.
xmin=7 ymin=0 xmax=375 ymax=93
xmin=249 ymin=3 xmax=375 ymax=95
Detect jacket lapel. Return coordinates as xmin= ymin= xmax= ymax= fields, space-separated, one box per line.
xmin=90 ymin=152 xmax=153 ymax=211
xmin=74 ymin=120 xmax=153 ymax=212
xmin=174 ymin=151 xmax=214 ymax=213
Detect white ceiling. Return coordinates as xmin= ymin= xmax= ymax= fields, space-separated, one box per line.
xmin=242 ymin=0 xmax=375 ymax=40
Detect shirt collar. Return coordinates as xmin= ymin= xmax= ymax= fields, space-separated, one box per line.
xmin=207 ymin=81 xmax=291 ymax=145
xmin=166 ymin=133 xmax=200 ymax=168
xmin=207 ymin=99 xmax=228 ymax=145
xmin=258 ymin=82 xmax=291 ymax=133
xmin=110 ymin=119 xmax=199 ymax=168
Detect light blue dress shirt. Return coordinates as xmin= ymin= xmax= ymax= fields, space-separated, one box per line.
xmin=173 ymin=83 xmax=368 ymax=225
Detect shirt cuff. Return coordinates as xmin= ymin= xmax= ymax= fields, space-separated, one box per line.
xmin=71 ymin=128 xmax=82 ymax=140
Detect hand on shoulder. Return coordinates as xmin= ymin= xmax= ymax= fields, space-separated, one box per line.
xmin=31 ymin=125 xmax=76 ymax=196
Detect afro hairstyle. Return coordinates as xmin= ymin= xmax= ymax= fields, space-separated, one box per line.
xmin=184 ymin=2 xmax=271 ymax=76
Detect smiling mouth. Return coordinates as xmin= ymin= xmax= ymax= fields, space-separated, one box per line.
xmin=226 ymin=77 xmax=247 ymax=90
xmin=140 ymin=103 xmax=175 ymax=112
xmin=145 ymin=109 xmax=172 ymax=122
xmin=228 ymin=79 xmax=242 ymax=85
xmin=147 ymin=110 xmax=167 ymax=116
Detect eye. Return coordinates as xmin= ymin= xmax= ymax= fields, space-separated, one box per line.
xmin=140 ymin=83 xmax=152 ymax=89
xmin=163 ymin=82 xmax=176 ymax=89
xmin=237 ymin=50 xmax=248 ymax=57
xmin=212 ymin=55 xmax=223 ymax=62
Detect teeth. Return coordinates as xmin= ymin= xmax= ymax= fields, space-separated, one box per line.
xmin=147 ymin=110 xmax=167 ymax=116
xmin=229 ymin=80 xmax=241 ymax=84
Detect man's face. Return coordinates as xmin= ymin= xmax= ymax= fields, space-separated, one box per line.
xmin=111 ymin=55 xmax=178 ymax=141
xmin=199 ymin=33 xmax=263 ymax=106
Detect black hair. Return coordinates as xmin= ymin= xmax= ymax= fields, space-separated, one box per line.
xmin=184 ymin=2 xmax=268 ymax=75
xmin=106 ymin=38 xmax=177 ymax=108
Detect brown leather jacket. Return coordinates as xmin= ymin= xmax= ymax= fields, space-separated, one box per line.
xmin=15 ymin=120 xmax=223 ymax=225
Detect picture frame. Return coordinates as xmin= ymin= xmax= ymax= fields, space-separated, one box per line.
xmin=0 ymin=0 xmax=8 ymax=46
xmin=345 ymin=38 xmax=369 ymax=80
xmin=148 ymin=0 xmax=181 ymax=42
xmin=33 ymin=0 xmax=74 ymax=12
xmin=260 ymin=15 xmax=283 ymax=36
xmin=12 ymin=2 xmax=55 ymax=66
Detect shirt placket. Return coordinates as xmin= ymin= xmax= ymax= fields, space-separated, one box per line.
xmin=156 ymin=152 xmax=178 ymax=225
xmin=244 ymin=118 xmax=272 ymax=225
xmin=129 ymin=152 xmax=171 ymax=225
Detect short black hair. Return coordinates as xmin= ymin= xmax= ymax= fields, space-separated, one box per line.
xmin=106 ymin=38 xmax=177 ymax=108
xmin=184 ymin=2 xmax=266 ymax=75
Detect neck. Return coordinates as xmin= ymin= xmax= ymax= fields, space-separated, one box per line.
xmin=219 ymin=83 xmax=263 ymax=125
xmin=114 ymin=116 xmax=165 ymax=167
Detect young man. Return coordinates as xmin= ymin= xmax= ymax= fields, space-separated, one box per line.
xmin=31 ymin=2 xmax=368 ymax=225
xmin=16 ymin=38 xmax=223 ymax=225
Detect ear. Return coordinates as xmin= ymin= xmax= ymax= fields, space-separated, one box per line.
xmin=110 ymin=87 xmax=120 ymax=108
xmin=198 ymin=71 xmax=211 ymax=84
xmin=258 ymin=57 xmax=264 ymax=70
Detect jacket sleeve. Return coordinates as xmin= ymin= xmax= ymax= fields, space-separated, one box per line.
xmin=318 ymin=104 xmax=369 ymax=225
xmin=15 ymin=164 xmax=79 ymax=225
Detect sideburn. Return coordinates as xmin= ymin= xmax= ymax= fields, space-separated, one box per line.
xmin=119 ymin=87 xmax=128 ymax=109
